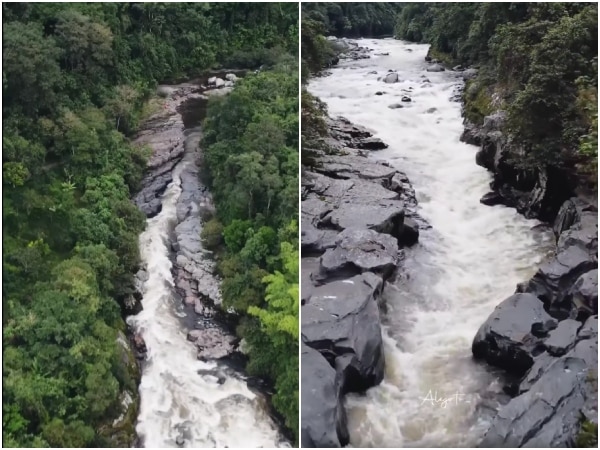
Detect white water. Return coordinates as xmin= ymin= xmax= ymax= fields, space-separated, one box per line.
xmin=127 ymin=151 xmax=285 ymax=448
xmin=309 ymin=39 xmax=554 ymax=447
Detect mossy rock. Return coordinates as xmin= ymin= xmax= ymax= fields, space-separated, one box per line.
xmin=463 ymin=79 xmax=494 ymax=125
xmin=577 ymin=420 xmax=598 ymax=448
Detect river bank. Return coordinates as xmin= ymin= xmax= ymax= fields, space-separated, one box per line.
xmin=126 ymin=75 xmax=287 ymax=448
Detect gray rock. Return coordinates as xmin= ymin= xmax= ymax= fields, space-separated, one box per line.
xmin=319 ymin=228 xmax=399 ymax=278
xmin=426 ymin=64 xmax=445 ymax=72
xmin=480 ymin=191 xmax=504 ymax=206
xmin=302 ymin=273 xmax=385 ymax=391
xmin=544 ymin=319 xmax=581 ymax=356
xmin=462 ymin=68 xmax=478 ymax=80
xmin=300 ymin=343 xmax=348 ymax=448
xmin=388 ymin=103 xmax=404 ymax=109
xmin=383 ymin=72 xmax=399 ymax=83
xmin=225 ymin=73 xmax=238 ymax=82
xmin=480 ymin=356 xmax=593 ymax=447
xmin=567 ymin=269 xmax=598 ymax=317
xmin=472 ymin=293 xmax=557 ymax=376
xmin=401 ymin=96 xmax=411 ymax=102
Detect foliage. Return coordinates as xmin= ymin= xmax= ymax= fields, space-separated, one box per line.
xmin=2 ymin=2 xmax=298 ymax=447
xmin=202 ymin=51 xmax=299 ymax=442
xmin=395 ymin=2 xmax=598 ymax=184
xmin=302 ymin=2 xmax=402 ymax=38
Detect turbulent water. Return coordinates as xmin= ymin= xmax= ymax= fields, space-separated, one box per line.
xmin=127 ymin=120 xmax=285 ymax=446
xmin=309 ymin=39 xmax=555 ymax=447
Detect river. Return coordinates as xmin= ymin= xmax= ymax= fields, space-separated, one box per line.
xmin=309 ymin=38 xmax=555 ymax=447
xmin=127 ymin=83 xmax=287 ymax=448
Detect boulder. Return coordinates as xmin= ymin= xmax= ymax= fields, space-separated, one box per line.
xmin=543 ymin=319 xmax=581 ymax=356
xmin=520 ymin=245 xmax=596 ymax=310
xmin=323 ymin=201 xmax=405 ymax=241
xmin=383 ymin=72 xmax=399 ymax=83
xmin=302 ymin=273 xmax=385 ymax=391
xmin=480 ymin=191 xmax=504 ymax=206
xmin=214 ymin=78 xmax=225 ymax=88
xmin=426 ymin=64 xmax=445 ymax=72
xmin=300 ymin=344 xmax=348 ymax=448
xmin=319 ymin=228 xmax=399 ymax=278
xmin=472 ymin=293 xmax=558 ymax=376
xmin=375 ymin=91 xmax=384 ymax=96
xmin=401 ymin=96 xmax=411 ymax=102
xmin=480 ymin=356 xmax=593 ymax=447
xmin=566 ymin=269 xmax=598 ymax=318
xmin=225 ymin=73 xmax=238 ymax=82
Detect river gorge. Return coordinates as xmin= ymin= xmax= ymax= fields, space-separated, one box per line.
xmin=127 ymin=79 xmax=287 ymax=448
xmin=302 ymin=38 xmax=596 ymax=447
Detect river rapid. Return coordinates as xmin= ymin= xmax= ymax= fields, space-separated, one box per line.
xmin=309 ymin=38 xmax=555 ymax=447
xmin=127 ymin=84 xmax=286 ymax=448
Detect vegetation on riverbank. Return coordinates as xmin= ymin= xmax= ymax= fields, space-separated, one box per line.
xmin=395 ymin=2 xmax=598 ymax=190
xmin=201 ymin=56 xmax=299 ymax=443
xmin=2 ymin=3 xmax=297 ymax=447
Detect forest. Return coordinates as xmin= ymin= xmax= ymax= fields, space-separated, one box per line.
xmin=201 ymin=42 xmax=299 ymax=443
xmin=394 ymin=2 xmax=598 ymax=190
xmin=2 ymin=2 xmax=297 ymax=447
xmin=302 ymin=2 xmax=597 ymax=193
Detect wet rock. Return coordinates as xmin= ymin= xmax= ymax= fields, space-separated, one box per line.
xmin=301 ymin=343 xmax=348 ymax=448
xmin=368 ymin=70 xmax=378 ymax=75
xmin=302 ymin=273 xmax=385 ymax=391
xmin=426 ymin=64 xmax=445 ymax=72
xmin=388 ymin=103 xmax=404 ymax=109
xmin=319 ymin=228 xmax=399 ymax=278
xmin=401 ymin=96 xmax=411 ymax=102
xmin=566 ymin=269 xmax=598 ymax=318
xmin=375 ymin=91 xmax=384 ymax=96
xmin=472 ymin=293 xmax=557 ymax=376
xmin=480 ymin=191 xmax=504 ymax=206
xmin=383 ymin=72 xmax=399 ymax=83
xmin=520 ymin=245 xmax=596 ymax=311
xmin=355 ymin=137 xmax=388 ymax=150
xmin=425 ymin=107 xmax=437 ymax=114
xmin=398 ymin=217 xmax=419 ymax=247
xmin=225 ymin=73 xmax=238 ymax=82
xmin=301 ymin=220 xmax=339 ymax=255
xmin=553 ymin=198 xmax=596 ymax=238
xmin=133 ymin=333 xmax=147 ymax=354
xmin=187 ymin=327 xmax=236 ymax=361
xmin=480 ymin=356 xmax=594 ymax=447
xmin=453 ymin=64 xmax=463 ymax=71
xmin=323 ymin=201 xmax=405 ymax=241
xmin=544 ymin=319 xmax=581 ymax=356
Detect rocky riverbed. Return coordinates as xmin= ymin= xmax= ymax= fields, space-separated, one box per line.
xmin=301 ymin=116 xmax=425 ymax=447
xmin=306 ymin=37 xmax=596 ymax=448
xmin=127 ymin=76 xmax=285 ymax=448
xmin=464 ymin=94 xmax=598 ymax=447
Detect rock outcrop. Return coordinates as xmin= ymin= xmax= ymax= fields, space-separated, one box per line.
xmin=461 ymin=110 xmax=577 ymax=223
xmin=473 ymin=197 xmax=598 ymax=447
xmin=132 ymin=81 xmax=239 ymax=363
xmin=301 ymin=115 xmax=425 ymax=447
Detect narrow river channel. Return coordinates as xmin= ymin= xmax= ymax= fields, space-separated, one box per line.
xmin=128 ymin=84 xmax=286 ymax=448
xmin=309 ymin=38 xmax=554 ymax=448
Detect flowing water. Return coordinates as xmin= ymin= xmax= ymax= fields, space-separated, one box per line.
xmin=309 ymin=38 xmax=555 ymax=447
xmin=127 ymin=96 xmax=285 ymax=448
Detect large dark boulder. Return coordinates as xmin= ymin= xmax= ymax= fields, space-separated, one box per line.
xmin=302 ymin=273 xmax=385 ymax=391
xmin=543 ymin=318 xmax=581 ymax=356
xmin=300 ymin=343 xmax=348 ymax=448
xmin=319 ymin=228 xmax=399 ymax=279
xmin=472 ymin=293 xmax=558 ymax=376
xmin=520 ymin=246 xmax=597 ymax=313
